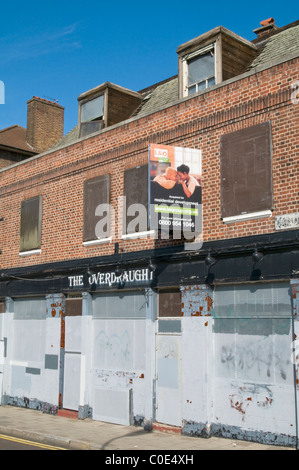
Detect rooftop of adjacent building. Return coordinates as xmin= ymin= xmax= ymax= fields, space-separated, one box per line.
xmin=0 ymin=125 xmax=34 ymax=154
xmin=0 ymin=96 xmax=65 ymax=163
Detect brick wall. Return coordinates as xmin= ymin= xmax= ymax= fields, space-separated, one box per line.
xmin=0 ymin=58 xmax=298 ymax=269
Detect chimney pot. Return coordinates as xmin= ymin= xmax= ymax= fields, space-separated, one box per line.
xmin=260 ymin=18 xmax=275 ymax=26
xmin=253 ymin=18 xmax=278 ymax=39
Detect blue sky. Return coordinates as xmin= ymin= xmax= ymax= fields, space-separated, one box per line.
xmin=0 ymin=0 xmax=296 ymax=135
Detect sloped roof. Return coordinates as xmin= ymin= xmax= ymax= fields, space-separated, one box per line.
xmin=0 ymin=125 xmax=35 ymax=153
xmin=50 ymin=77 xmax=180 ymax=151
xmin=49 ymin=124 xmax=79 ymax=151
xmin=249 ymin=23 xmax=299 ymax=69
xmin=48 ymin=21 xmax=299 ymax=153
xmin=134 ymin=77 xmax=178 ymax=118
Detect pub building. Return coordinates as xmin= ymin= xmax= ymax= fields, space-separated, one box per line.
xmin=0 ymin=18 xmax=298 ymax=447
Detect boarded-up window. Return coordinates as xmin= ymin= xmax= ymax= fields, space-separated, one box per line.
xmin=20 ymin=196 xmax=42 ymax=252
xmin=83 ymin=175 xmax=110 ymax=241
xmin=220 ymin=122 xmax=273 ymax=219
xmin=159 ymin=289 xmax=182 ymax=317
xmin=124 ymin=165 xmax=148 ymax=234
xmin=93 ymin=291 xmax=146 ymax=319
xmin=14 ymin=297 xmax=46 ymax=320
xmin=0 ymin=301 xmax=5 ymax=314
xmin=213 ymin=283 xmax=293 ymax=384
xmin=65 ymin=298 xmax=82 ymax=316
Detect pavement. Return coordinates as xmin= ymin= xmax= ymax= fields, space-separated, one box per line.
xmin=0 ymin=405 xmax=295 ymax=451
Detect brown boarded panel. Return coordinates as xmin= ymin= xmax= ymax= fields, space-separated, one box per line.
xmin=220 ymin=121 xmax=273 ymax=218
xmin=124 ymin=164 xmax=149 ymax=234
xmin=0 ymin=302 xmax=5 ymax=313
xmin=20 ymin=195 xmax=42 ymax=252
xmin=65 ymin=298 xmax=82 ymax=316
xmin=159 ymin=289 xmax=182 ymax=317
xmin=83 ymin=174 xmax=110 ymax=241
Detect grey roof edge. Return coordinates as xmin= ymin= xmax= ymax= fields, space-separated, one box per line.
xmin=78 ymin=81 xmax=143 ymax=101
xmin=137 ymin=75 xmax=178 ymax=95
xmin=176 ymin=25 xmax=257 ymax=54
xmin=1 ymin=50 xmax=298 ymax=175
xmin=0 ymin=124 xmax=26 ymax=133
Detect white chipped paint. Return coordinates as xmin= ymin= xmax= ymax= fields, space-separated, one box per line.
xmin=156 ymin=334 xmax=182 ymax=427
xmin=181 ymin=317 xmax=213 ymax=425
xmin=3 ymin=314 xmax=60 ymax=405
xmin=80 ymin=354 xmax=86 ymax=407
xmin=180 ymin=284 xmax=297 ymax=442
xmin=91 ymin=318 xmax=147 ymax=424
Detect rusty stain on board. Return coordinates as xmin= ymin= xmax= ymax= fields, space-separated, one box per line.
xmin=181 ymin=285 xmax=213 ymax=317
xmin=230 ymin=398 xmax=248 ymax=420
xmin=229 ymin=384 xmax=274 ymax=422
xmin=206 ymin=296 xmax=213 ymax=313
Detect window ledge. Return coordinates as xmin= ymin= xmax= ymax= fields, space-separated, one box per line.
xmin=122 ymin=230 xmax=156 ymax=240
xmin=83 ymin=237 xmax=112 ymax=246
xmin=223 ymin=210 xmax=272 ymax=224
xmin=19 ymin=249 xmax=41 ymax=257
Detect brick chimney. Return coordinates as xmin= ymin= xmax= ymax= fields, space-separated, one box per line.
xmin=253 ymin=18 xmax=278 ymax=40
xmin=26 ymin=97 xmax=64 ymax=154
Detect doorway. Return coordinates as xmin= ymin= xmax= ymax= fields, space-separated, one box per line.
xmin=155 ymin=289 xmax=182 ymax=427
xmin=61 ymin=296 xmax=82 ymax=411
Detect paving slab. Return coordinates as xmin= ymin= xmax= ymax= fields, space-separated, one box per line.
xmin=0 ymin=405 xmax=295 ymax=451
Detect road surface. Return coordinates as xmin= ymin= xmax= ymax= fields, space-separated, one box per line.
xmin=0 ymin=433 xmax=67 ymax=450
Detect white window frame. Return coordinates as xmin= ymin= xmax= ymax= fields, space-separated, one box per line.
xmin=182 ymin=43 xmax=217 ymax=97
xmin=78 ymin=88 xmax=108 ymax=136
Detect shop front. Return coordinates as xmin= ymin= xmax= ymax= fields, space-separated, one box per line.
xmin=0 ymin=264 xmax=158 ymax=426
xmin=0 ymin=231 xmax=298 ymax=446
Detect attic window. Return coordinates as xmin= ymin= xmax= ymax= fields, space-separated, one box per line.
xmin=177 ymin=26 xmax=258 ymax=99
xmin=81 ymin=95 xmax=104 ymax=122
xmin=185 ymin=45 xmax=215 ymax=96
xmin=79 ymin=94 xmax=105 ymax=138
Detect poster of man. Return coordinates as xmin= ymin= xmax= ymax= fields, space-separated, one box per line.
xmin=149 ymin=143 xmax=202 ymax=236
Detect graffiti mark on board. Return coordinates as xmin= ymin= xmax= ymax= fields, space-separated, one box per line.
xmin=229 ymin=384 xmax=273 ymax=421
xmin=95 ymin=330 xmax=132 ymax=369
xmin=220 ymin=340 xmax=289 ymax=382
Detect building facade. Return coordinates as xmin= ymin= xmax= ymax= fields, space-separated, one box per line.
xmin=0 ymin=18 xmax=298 ymax=447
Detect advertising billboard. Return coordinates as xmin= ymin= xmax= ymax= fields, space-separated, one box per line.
xmin=149 ymin=143 xmax=202 ymax=239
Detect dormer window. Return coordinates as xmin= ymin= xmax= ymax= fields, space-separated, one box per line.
xmin=185 ymin=45 xmax=215 ymax=95
xmin=78 ymin=82 xmax=143 ymax=139
xmin=79 ymin=93 xmax=105 ymax=138
xmin=177 ymin=26 xmax=257 ymax=99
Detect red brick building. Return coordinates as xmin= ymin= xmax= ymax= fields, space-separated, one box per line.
xmin=0 ymin=18 xmax=298 ymax=447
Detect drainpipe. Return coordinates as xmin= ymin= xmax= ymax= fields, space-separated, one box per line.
xmin=291 ymin=280 xmax=299 ymax=450
xmin=144 ymin=288 xmax=157 ymax=430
